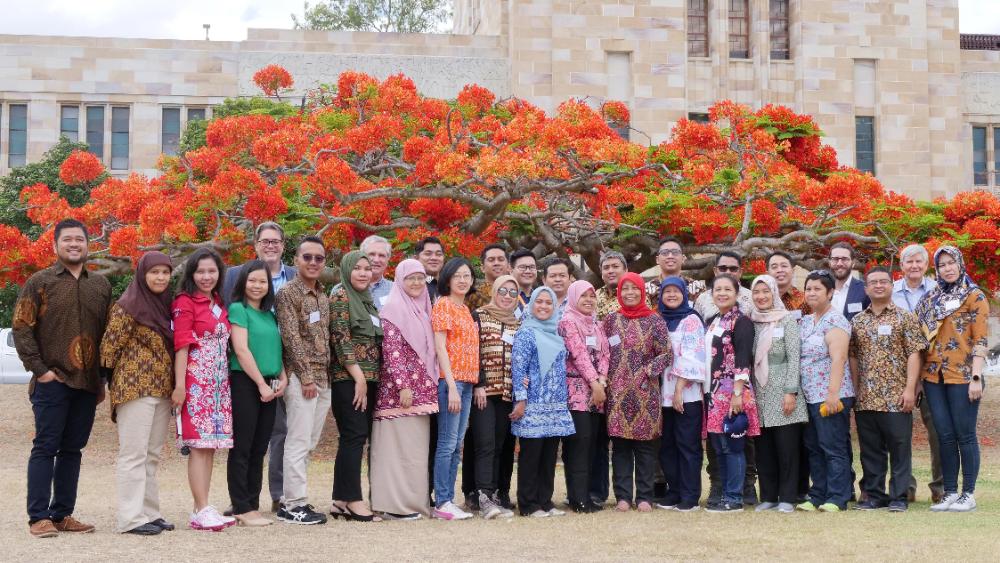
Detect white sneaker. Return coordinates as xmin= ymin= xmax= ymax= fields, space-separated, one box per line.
xmin=947 ymin=493 xmax=977 ymax=512
xmin=547 ymin=507 xmax=566 ymax=517
xmin=777 ymin=502 xmax=795 ymax=513
xmin=432 ymin=501 xmax=473 ymax=521
xmin=205 ymin=505 xmax=236 ymax=528
xmin=190 ymin=507 xmax=227 ymax=531
xmin=930 ymin=492 xmax=961 ymax=512
xmin=529 ymin=509 xmax=550 ymax=518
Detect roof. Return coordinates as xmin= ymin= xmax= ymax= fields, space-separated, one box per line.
xmin=961 ymin=34 xmax=1000 ymax=51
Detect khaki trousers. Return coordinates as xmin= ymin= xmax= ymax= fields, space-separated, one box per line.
xmin=282 ymin=376 xmax=331 ymax=509
xmin=115 ymin=396 xmax=171 ymax=532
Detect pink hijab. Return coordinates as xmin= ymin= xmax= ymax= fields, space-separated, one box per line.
xmin=562 ymin=280 xmax=610 ymax=354
xmin=380 ymin=259 xmax=438 ymax=381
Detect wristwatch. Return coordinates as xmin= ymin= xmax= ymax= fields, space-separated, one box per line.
xmin=972 ymin=374 xmax=982 ymax=382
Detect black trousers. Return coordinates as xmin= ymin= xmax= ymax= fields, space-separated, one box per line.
xmin=798 ymin=434 xmax=811 ymax=499
xmin=589 ymin=413 xmax=611 ymax=503
xmin=227 ymin=372 xmax=278 ymax=514
xmin=659 ymin=403 xmax=704 ymax=505
xmin=707 ymin=434 xmax=757 ymax=496
xmin=517 ymin=437 xmax=558 ymax=515
xmin=611 ymin=437 xmax=656 ymax=504
xmin=564 ymin=410 xmax=600 ymax=506
xmin=462 ymin=395 xmax=514 ymax=495
xmin=330 ymin=380 xmax=376 ymax=502
xmin=856 ymin=410 xmax=913 ymax=504
xmin=27 ymin=380 xmax=96 ymax=524
xmin=755 ymin=423 xmax=802 ymax=504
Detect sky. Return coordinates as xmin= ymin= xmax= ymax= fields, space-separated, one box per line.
xmin=0 ymin=0 xmax=995 ymax=40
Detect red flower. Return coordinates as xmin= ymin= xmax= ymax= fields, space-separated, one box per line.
xmin=252 ymin=65 xmax=294 ymax=97
xmin=59 ymin=150 xmax=104 ymax=185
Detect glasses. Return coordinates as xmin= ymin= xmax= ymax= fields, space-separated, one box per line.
xmin=515 ymin=265 xmax=537 ymax=272
xmin=657 ymin=249 xmax=682 ymax=257
xmin=716 ymin=265 xmax=741 ymax=273
xmin=496 ymin=288 xmax=519 ymax=297
xmin=866 ymin=279 xmax=892 ymax=287
xmin=300 ymin=254 xmax=326 ymax=264
xmin=829 ymin=257 xmax=853 ymax=263
xmin=257 ymin=238 xmax=283 ymax=247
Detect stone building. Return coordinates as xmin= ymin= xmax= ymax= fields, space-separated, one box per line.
xmin=0 ymin=0 xmax=998 ymax=201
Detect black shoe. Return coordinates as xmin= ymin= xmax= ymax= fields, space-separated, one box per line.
xmin=587 ymin=501 xmax=605 ymax=512
xmin=853 ymin=499 xmax=884 ymax=511
xmin=675 ymin=501 xmax=700 ymax=512
xmin=464 ymin=493 xmax=480 ymax=512
xmin=147 ymin=518 xmax=175 ymax=531
xmin=707 ymin=483 xmax=723 ymax=505
xmin=705 ymin=502 xmax=744 ymax=513
xmin=277 ymin=504 xmax=327 ymax=525
xmin=124 ymin=523 xmax=162 ymax=536
xmin=222 ymin=505 xmax=234 ymax=517
xmin=887 ymin=501 xmax=907 ymax=513
xmin=494 ymin=491 xmax=514 ymax=511
xmin=742 ymin=488 xmax=758 ymax=506
xmin=570 ymin=502 xmax=592 ymax=514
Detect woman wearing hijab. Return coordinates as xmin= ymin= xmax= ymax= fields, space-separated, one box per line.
xmin=329 ymin=250 xmax=383 ymax=522
xmin=559 ymin=280 xmax=610 ymax=514
xmin=656 ymin=277 xmax=705 ymax=513
xmin=100 ymin=252 xmax=176 ymax=536
xmin=601 ymin=273 xmax=672 ymax=513
xmin=371 ymin=259 xmax=440 ymax=520
xmin=511 ymin=286 xmax=575 ymax=517
xmin=916 ymin=246 xmax=989 ymax=513
xmin=749 ymin=275 xmax=805 ymax=513
xmin=468 ymin=275 xmax=520 ymax=519
xmin=704 ymin=274 xmax=761 ymax=513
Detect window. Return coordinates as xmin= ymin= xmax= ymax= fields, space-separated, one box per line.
xmin=162 ymin=108 xmax=181 ymax=156
xmin=8 ymin=104 xmax=27 ymax=168
xmin=60 ymin=106 xmax=79 ymax=141
xmin=187 ymin=108 xmax=206 ymax=122
xmin=769 ymin=0 xmax=790 ymax=60
xmin=688 ymin=112 xmax=710 ymax=123
xmin=110 ymin=107 xmax=130 ymax=170
xmin=688 ymin=0 xmax=709 ymax=57
xmin=973 ymin=127 xmax=988 ymax=186
xmin=729 ymin=0 xmax=750 ymax=59
xmin=855 ymin=116 xmax=876 ymax=175
xmin=86 ymin=106 xmax=104 ymax=158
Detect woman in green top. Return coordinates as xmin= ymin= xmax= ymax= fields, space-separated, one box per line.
xmin=226 ymin=260 xmax=287 ymax=527
xmin=329 ymin=250 xmax=383 ymax=521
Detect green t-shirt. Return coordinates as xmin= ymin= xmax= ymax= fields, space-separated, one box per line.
xmin=228 ymin=302 xmax=283 ymax=377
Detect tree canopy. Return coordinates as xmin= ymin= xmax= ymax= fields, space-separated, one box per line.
xmin=292 ymin=0 xmax=451 ymax=33
xmin=3 ymin=66 xmax=1000 ymax=293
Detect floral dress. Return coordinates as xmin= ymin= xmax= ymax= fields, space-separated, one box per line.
xmin=601 ymin=312 xmax=672 ymax=440
xmin=172 ymin=292 xmax=232 ymax=449
xmin=704 ymin=311 xmax=761 ymax=437
xmin=510 ymin=329 xmax=575 ymax=439
xmin=799 ymin=309 xmax=854 ymax=404
xmin=374 ymin=319 xmax=440 ymax=421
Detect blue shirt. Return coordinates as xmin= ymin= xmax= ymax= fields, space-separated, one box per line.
xmin=891 ymin=277 xmax=936 ymax=313
xmin=369 ymin=276 xmax=393 ymax=310
xmin=271 ymin=264 xmax=294 ymax=295
xmin=510 ymin=329 xmax=575 ymax=439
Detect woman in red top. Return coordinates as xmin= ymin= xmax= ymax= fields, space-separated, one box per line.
xmin=171 ymin=249 xmax=234 ymax=531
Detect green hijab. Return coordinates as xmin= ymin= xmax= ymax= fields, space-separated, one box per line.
xmin=340 ymin=250 xmax=383 ymax=339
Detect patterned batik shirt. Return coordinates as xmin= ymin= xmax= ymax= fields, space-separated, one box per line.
xmin=922 ymin=289 xmax=990 ymax=385
xmin=275 ymin=277 xmax=331 ymax=387
xmin=849 ymin=303 xmax=927 ymax=412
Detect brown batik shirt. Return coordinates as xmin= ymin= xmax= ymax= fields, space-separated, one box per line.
xmin=849 ymin=302 xmax=927 ymax=412
xmin=13 ymin=261 xmax=112 ymax=394
xmin=275 ymin=277 xmax=331 ymax=387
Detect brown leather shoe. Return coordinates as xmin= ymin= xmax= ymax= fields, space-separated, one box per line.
xmin=29 ymin=519 xmax=59 ymax=538
xmin=52 ymin=515 xmax=95 ymax=533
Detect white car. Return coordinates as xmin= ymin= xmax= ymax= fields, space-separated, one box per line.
xmin=1 ymin=328 xmax=32 ymax=384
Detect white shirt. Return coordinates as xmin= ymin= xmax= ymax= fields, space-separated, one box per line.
xmin=831 ymin=279 xmax=851 ymax=316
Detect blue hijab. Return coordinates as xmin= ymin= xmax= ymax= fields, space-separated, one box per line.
xmin=521 ymin=286 xmax=566 ymax=376
xmin=658 ymin=276 xmax=701 ymax=331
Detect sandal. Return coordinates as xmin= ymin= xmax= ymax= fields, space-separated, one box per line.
xmin=615 ymin=500 xmax=632 ymax=512
xmin=637 ymin=501 xmax=653 ymax=513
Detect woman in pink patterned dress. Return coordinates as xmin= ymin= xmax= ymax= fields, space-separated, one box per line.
xmin=171 ymin=249 xmax=234 ymax=531
xmin=370 ymin=259 xmax=440 ymax=520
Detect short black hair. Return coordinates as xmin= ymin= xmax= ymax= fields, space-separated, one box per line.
xmin=54 ymin=218 xmax=88 ymax=242
xmin=415 ymin=236 xmax=444 ymax=255
xmin=830 ymin=241 xmax=855 ymax=259
xmin=296 ymin=235 xmax=326 ymax=255
xmin=542 ymin=257 xmax=573 ymax=279
xmin=438 ymin=257 xmax=475 ymax=297
xmin=509 ymin=249 xmax=536 ymax=268
xmin=230 ymin=259 xmax=275 ymax=311
xmin=865 ymin=265 xmax=892 ymax=280
xmin=657 ymin=236 xmax=681 ymax=250
xmin=480 ymin=243 xmax=508 ymax=263
xmin=715 ymin=251 xmax=742 ymax=267
xmin=711 ymin=273 xmax=740 ymax=291
xmin=179 ymin=248 xmax=226 ymax=297
xmin=766 ymin=251 xmax=793 ymax=268
xmin=805 ymin=270 xmax=835 ymax=292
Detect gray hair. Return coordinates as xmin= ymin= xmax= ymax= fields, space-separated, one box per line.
xmin=600 ymin=250 xmax=627 ymax=269
xmin=254 ymin=221 xmax=284 ymax=241
xmin=360 ymin=234 xmax=392 ymax=255
xmin=900 ymin=244 xmax=928 ymax=263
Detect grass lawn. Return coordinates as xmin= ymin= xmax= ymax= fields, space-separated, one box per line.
xmin=1 ymin=385 xmax=998 ymax=561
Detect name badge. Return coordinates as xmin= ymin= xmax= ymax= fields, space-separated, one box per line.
xmin=501 ymin=331 xmax=515 ymax=345
xmin=608 ymin=334 xmax=622 ymax=347
xmin=847 ymin=302 xmax=863 ymax=313
xmin=514 ymin=308 xmax=523 ymax=320
xmin=711 ymin=326 xmax=724 ymax=338
xmin=211 ymin=304 xmax=223 ymax=319
xmin=308 ymin=310 xmax=320 ymax=324
xmin=772 ymin=327 xmax=784 ymax=338
xmin=877 ymin=324 xmax=892 ymax=336
xmin=790 ymin=310 xmax=803 ymax=321
xmin=371 ymin=315 xmax=381 ymax=328
xmin=586 ymin=335 xmax=597 ymax=347
xmin=379 ymin=295 xmax=389 ymax=307
xmin=944 ymin=298 xmax=960 ymax=312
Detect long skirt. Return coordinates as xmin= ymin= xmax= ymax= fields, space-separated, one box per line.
xmin=371 ymin=415 xmax=431 ymax=517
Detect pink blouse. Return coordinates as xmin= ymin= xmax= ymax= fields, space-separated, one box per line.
xmin=558 ymin=318 xmax=610 ymax=412
xmin=375 ymin=319 xmax=440 ymax=421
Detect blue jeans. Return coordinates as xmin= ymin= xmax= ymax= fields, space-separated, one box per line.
xmin=433 ymin=380 xmax=473 ymax=506
xmin=709 ymin=433 xmax=744 ymax=505
xmin=804 ymin=398 xmax=855 ymax=509
xmin=924 ymin=381 xmax=981 ymax=494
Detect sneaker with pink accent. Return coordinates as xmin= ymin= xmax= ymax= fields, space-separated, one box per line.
xmin=190 ymin=506 xmax=229 ymax=531
xmin=432 ymin=501 xmax=473 ymax=521
xmin=205 ymin=505 xmax=236 ymax=528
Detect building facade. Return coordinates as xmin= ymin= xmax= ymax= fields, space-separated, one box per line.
xmin=1 ymin=0 xmax=999 ymax=201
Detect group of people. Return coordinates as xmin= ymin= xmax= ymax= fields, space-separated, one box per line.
xmin=16 ymin=218 xmax=986 ymax=538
